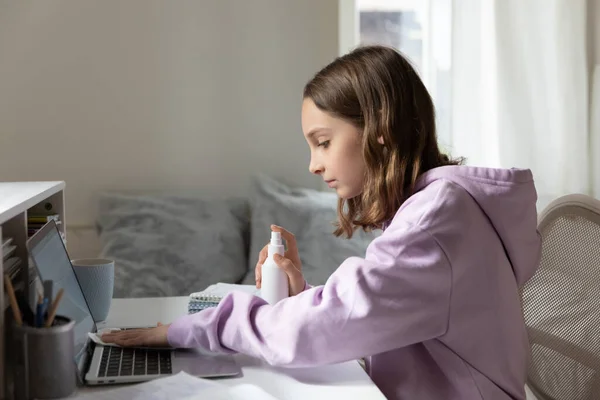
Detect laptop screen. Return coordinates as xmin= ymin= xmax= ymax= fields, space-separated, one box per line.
xmin=28 ymin=222 xmax=96 ymax=364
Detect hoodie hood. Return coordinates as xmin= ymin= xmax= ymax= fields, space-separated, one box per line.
xmin=414 ymin=166 xmax=542 ymax=286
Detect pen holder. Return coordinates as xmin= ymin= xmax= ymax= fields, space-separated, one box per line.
xmin=10 ymin=316 xmax=76 ymax=400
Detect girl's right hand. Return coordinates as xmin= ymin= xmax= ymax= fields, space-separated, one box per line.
xmin=255 ymin=225 xmax=306 ymax=296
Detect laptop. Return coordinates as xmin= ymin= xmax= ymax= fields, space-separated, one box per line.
xmin=26 ymin=220 xmax=241 ymax=386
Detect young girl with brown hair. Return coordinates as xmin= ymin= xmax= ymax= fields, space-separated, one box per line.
xmin=104 ymin=45 xmax=541 ymax=400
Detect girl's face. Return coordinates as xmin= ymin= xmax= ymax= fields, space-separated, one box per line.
xmin=301 ymin=98 xmax=366 ymax=199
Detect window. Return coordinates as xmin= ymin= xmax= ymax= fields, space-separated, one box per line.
xmin=356 ymin=0 xmax=452 ymax=146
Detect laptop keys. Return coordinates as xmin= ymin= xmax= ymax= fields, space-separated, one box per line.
xmin=120 ymin=348 xmax=134 ymax=376
xmin=148 ymin=350 xmax=161 ymax=375
xmin=133 ymin=349 xmax=146 ymax=375
xmin=107 ymin=347 xmax=121 ymax=377
xmin=159 ymin=351 xmax=172 ymax=374
xmin=98 ymin=347 xmax=172 ymax=377
xmin=98 ymin=347 xmax=110 ymax=377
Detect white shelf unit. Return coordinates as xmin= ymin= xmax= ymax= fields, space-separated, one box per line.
xmin=0 ymin=181 xmax=66 ymax=400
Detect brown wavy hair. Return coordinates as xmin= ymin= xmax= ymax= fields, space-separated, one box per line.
xmin=303 ymin=45 xmax=461 ymax=238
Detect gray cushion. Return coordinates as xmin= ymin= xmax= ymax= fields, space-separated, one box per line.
xmin=245 ymin=175 xmax=380 ymax=286
xmin=96 ymin=193 xmax=249 ymax=298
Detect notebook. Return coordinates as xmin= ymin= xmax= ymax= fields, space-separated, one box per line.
xmin=188 ymin=293 xmax=222 ymax=314
xmin=187 ymin=283 xmax=260 ymax=315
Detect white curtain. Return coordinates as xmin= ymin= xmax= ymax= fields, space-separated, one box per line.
xmin=450 ymin=0 xmax=594 ymax=209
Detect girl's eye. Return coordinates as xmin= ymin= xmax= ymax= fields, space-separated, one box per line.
xmin=318 ymin=140 xmax=330 ymax=149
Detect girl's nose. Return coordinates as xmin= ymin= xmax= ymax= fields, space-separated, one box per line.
xmin=309 ymin=159 xmax=324 ymax=175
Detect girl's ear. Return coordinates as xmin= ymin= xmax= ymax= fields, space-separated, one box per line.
xmin=377 ymin=136 xmax=384 ymax=145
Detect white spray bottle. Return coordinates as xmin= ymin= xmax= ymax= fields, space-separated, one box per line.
xmin=260 ymin=231 xmax=289 ymax=304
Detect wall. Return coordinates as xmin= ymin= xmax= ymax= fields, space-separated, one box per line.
xmin=590 ymin=0 xmax=600 ymax=65
xmin=338 ymin=0 xmax=357 ymax=56
xmin=0 ymin=0 xmax=338 ymax=227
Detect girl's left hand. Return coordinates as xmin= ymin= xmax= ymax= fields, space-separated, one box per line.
xmin=101 ymin=322 xmax=171 ymax=348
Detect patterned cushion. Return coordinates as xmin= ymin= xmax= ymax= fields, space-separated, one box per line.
xmin=96 ymin=193 xmax=249 ymax=298
xmin=245 ymin=175 xmax=380 ymax=286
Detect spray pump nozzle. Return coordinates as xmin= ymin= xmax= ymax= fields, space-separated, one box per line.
xmin=270 ymin=231 xmax=282 ymax=246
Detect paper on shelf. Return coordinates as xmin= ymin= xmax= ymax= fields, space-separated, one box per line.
xmin=1 ymin=236 xmax=13 ymax=249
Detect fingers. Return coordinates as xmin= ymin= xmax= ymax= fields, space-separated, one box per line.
xmin=101 ymin=331 xmax=130 ymax=345
xmin=255 ymin=244 xmax=269 ymax=288
xmin=270 ymin=225 xmax=298 ymax=252
xmin=272 ymin=254 xmax=304 ymax=295
xmin=102 ymin=324 xmax=170 ymax=348
xmin=102 ymin=330 xmax=147 ymax=347
xmin=258 ymin=244 xmax=268 ymax=264
xmin=272 ymin=254 xmax=297 ymax=273
xmin=120 ymin=337 xmax=147 ymax=347
xmin=255 ymin=263 xmax=262 ymax=289
xmin=102 ymin=328 xmax=146 ymax=339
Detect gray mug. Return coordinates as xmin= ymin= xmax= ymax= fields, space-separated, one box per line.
xmin=71 ymin=258 xmax=114 ymax=322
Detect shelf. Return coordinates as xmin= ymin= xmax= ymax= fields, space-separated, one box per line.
xmin=0 ymin=182 xmax=65 ymax=225
xmin=0 ymin=181 xmax=66 ymax=399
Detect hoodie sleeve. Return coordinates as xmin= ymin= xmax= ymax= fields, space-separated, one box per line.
xmin=167 ymin=223 xmax=452 ymax=367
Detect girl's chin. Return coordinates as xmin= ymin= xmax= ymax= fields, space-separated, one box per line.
xmin=335 ymin=186 xmax=362 ymax=200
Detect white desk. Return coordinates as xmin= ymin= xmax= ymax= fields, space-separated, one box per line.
xmin=83 ymin=296 xmax=387 ymax=400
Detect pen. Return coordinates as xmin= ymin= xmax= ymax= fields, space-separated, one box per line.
xmin=4 ymin=273 xmax=23 ymax=326
xmin=44 ymin=288 xmax=64 ymax=327
xmin=36 ymin=294 xmax=48 ymax=328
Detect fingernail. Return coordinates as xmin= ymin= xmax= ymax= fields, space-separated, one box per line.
xmin=274 ymin=254 xmax=282 ymax=260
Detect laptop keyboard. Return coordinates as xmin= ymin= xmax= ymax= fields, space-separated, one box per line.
xmin=98 ymin=347 xmax=172 ymax=377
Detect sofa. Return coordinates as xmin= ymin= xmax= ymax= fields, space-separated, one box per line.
xmin=94 ymin=175 xmax=380 ymax=298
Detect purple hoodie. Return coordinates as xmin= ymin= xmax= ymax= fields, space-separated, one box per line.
xmin=168 ymin=166 xmax=542 ymax=400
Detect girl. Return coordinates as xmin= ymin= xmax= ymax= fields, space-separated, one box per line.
xmin=103 ymin=45 xmax=541 ymax=400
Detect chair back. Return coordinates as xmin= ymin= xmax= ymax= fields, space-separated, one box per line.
xmin=521 ymin=194 xmax=600 ymax=400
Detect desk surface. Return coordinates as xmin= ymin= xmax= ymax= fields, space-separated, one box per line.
xmin=81 ymin=296 xmax=386 ymax=400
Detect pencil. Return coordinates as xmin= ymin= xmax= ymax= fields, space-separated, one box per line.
xmin=3 ymin=273 xmax=23 ymax=326
xmin=44 ymin=288 xmax=64 ymax=328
